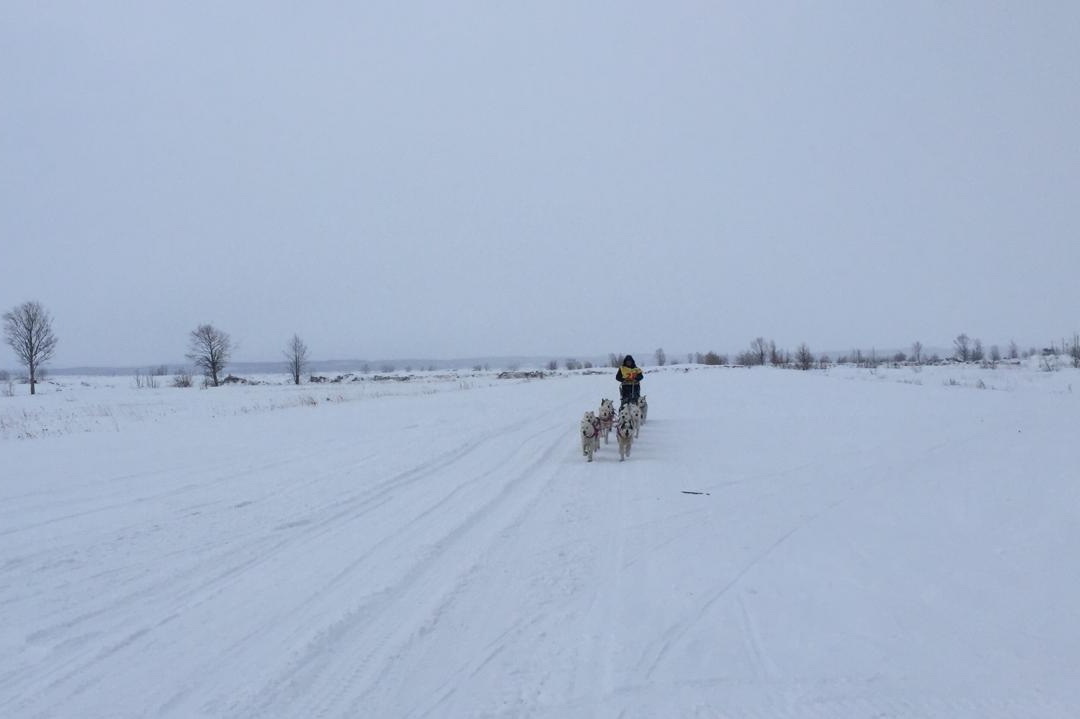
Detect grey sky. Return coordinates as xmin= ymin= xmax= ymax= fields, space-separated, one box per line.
xmin=3 ymin=2 xmax=1078 ymax=367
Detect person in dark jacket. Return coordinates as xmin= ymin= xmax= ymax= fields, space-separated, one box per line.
xmin=616 ymin=355 xmax=643 ymax=406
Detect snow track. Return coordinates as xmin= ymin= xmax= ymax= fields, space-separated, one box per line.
xmin=2 ymin=368 xmax=1079 ymax=717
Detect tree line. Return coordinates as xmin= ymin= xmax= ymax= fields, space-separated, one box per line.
xmin=2 ymin=300 xmax=313 ymax=393
xmin=6 ymin=300 xmax=1080 ymax=396
xmin=675 ymin=334 xmax=1080 ymax=371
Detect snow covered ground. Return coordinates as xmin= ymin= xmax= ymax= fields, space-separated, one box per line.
xmin=2 ymin=362 xmax=1078 ymax=718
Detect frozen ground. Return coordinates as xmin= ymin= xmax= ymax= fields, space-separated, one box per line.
xmin=1 ymin=362 xmax=1078 ymax=718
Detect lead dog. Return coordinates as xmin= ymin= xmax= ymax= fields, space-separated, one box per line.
xmin=638 ymin=395 xmax=648 ymax=424
xmin=616 ymin=406 xmax=634 ymax=461
xmin=581 ymin=411 xmax=599 ymax=462
xmin=598 ymin=399 xmax=615 ymax=444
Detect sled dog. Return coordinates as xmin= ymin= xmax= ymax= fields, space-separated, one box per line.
xmin=581 ymin=411 xmax=599 ymax=462
xmin=628 ymin=402 xmax=642 ymax=438
xmin=616 ymin=406 xmax=634 ymax=461
xmin=598 ymin=399 xmax=615 ymax=444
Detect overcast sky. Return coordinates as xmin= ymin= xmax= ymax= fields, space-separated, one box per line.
xmin=3 ymin=2 xmax=1079 ymax=367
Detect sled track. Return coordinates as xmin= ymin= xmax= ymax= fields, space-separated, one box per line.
xmin=232 ymin=410 xmax=572 ymax=717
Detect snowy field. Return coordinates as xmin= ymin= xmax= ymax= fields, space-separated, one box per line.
xmin=1 ymin=362 xmax=1078 ymax=718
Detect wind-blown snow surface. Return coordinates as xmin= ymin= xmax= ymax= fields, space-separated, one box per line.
xmin=2 ymin=365 xmax=1078 ymax=718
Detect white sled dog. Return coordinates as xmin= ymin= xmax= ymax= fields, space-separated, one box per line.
xmin=581 ymin=411 xmax=599 ymax=462
xmin=616 ymin=405 xmax=634 ymax=461
xmin=628 ymin=402 xmax=643 ymax=438
xmin=598 ymin=399 xmax=615 ymax=444
xmin=638 ymin=395 xmax=648 ymax=424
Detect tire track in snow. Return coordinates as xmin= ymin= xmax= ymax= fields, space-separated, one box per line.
xmin=636 ymin=517 xmax=808 ymax=682
xmin=0 ymin=441 xmax=350 ymax=538
xmin=587 ymin=465 xmax=628 ymax=716
xmin=738 ymin=591 xmax=778 ymax=681
xmin=2 ymin=408 xmax=567 ymax=718
xmin=158 ymin=414 xmax=571 ymax=716
xmin=221 ymin=404 xmax=577 ymax=718
xmin=633 ymin=432 xmax=997 ymax=685
xmin=240 ymin=420 xmax=567 ymax=717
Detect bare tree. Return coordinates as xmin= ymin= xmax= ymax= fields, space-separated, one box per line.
xmin=654 ymin=347 xmax=666 ymax=366
xmin=910 ymin=341 xmax=923 ymax=365
xmin=767 ymin=340 xmax=783 ymax=366
xmin=1008 ymin=340 xmax=1019 ymax=360
xmin=3 ymin=301 xmax=58 ymax=395
xmin=971 ymin=338 xmax=985 ymax=363
xmin=795 ymin=343 xmax=814 ymax=370
xmin=954 ymin=333 xmax=971 ymax=362
xmin=186 ymin=324 xmax=232 ymax=387
xmin=750 ymin=337 xmax=768 ymax=366
xmin=284 ymin=333 xmax=309 ymax=385
xmin=734 ymin=350 xmax=756 ymax=366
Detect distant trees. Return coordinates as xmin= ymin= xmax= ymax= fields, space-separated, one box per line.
xmin=768 ymin=341 xmax=787 ymax=367
xmin=654 ymin=348 xmax=666 ymax=366
xmin=734 ymin=350 xmax=758 ymax=366
xmin=186 ymin=324 xmax=232 ymax=387
xmin=3 ymin=301 xmax=58 ymax=395
xmin=750 ymin=337 xmax=768 ymax=366
xmin=953 ymin=333 xmax=971 ymax=362
xmin=952 ymin=333 xmax=992 ymax=363
xmin=284 ymin=333 xmax=309 ymax=385
xmin=794 ymin=343 xmax=814 ymax=370
xmin=910 ymin=341 xmax=923 ymax=365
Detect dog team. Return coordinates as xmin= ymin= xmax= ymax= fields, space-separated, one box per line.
xmin=581 ymin=395 xmax=647 ymax=462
